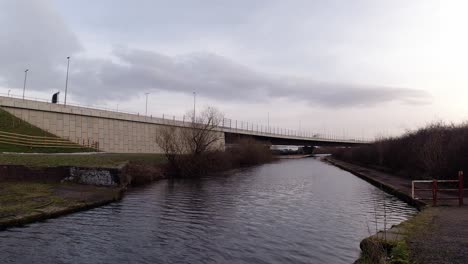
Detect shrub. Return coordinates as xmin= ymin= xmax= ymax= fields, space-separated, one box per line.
xmin=333 ymin=122 xmax=468 ymax=180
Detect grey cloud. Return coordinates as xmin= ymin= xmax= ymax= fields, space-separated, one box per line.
xmin=0 ymin=0 xmax=81 ymax=90
xmin=0 ymin=0 xmax=431 ymax=108
xmin=67 ymin=48 xmax=431 ymax=107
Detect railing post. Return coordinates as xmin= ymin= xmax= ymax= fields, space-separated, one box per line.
xmin=432 ymin=179 xmax=438 ymax=206
xmin=459 ymin=171 xmax=464 ymax=206
xmin=411 ymin=181 xmax=415 ymax=199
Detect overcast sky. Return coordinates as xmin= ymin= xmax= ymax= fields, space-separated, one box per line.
xmin=1 ymin=0 xmax=467 ymax=139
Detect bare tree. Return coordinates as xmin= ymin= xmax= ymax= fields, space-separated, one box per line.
xmin=183 ymin=107 xmax=224 ymax=156
xmin=155 ymin=107 xmax=224 ymax=177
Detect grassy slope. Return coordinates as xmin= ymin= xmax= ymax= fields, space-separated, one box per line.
xmin=0 ymin=153 xmax=166 ymax=168
xmin=0 ymin=108 xmax=95 ymax=153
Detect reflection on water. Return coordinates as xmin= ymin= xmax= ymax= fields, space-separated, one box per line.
xmin=0 ymin=158 xmax=416 ymax=264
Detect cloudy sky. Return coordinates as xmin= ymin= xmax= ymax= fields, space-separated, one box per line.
xmin=1 ymin=0 xmax=467 ymax=139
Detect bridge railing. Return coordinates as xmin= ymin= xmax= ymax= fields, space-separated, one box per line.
xmin=0 ymin=92 xmax=371 ymax=143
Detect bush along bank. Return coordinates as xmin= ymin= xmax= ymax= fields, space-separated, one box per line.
xmin=332 ymin=122 xmax=468 ymax=182
xmin=163 ymin=138 xmax=275 ymax=178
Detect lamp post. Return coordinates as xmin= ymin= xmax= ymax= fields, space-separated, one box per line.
xmin=22 ymin=69 xmax=29 ymax=99
xmin=145 ymin=93 xmax=149 ymax=115
xmin=193 ymin=91 xmax=196 ymax=122
xmin=64 ymin=56 xmax=70 ymax=106
xmin=267 ymin=112 xmax=270 ymax=133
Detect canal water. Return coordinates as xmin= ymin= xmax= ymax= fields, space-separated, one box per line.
xmin=0 ymin=158 xmax=417 ymax=264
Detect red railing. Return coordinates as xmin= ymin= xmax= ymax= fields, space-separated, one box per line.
xmin=412 ymin=171 xmax=465 ymax=206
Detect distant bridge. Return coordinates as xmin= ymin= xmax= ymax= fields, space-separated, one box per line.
xmin=0 ymin=95 xmax=369 ymax=153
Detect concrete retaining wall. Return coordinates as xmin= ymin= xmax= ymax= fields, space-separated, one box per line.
xmin=0 ymin=96 xmax=225 ymax=153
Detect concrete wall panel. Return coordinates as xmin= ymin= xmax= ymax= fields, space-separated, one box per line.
xmin=0 ymin=97 xmax=225 ymax=154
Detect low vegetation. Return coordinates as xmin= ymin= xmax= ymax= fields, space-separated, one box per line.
xmin=357 ymin=239 xmax=410 ymax=264
xmin=333 ymin=122 xmax=468 ymax=180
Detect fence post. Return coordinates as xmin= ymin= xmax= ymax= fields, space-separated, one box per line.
xmin=459 ymin=171 xmax=464 ymax=206
xmin=432 ymin=179 xmax=438 ymax=206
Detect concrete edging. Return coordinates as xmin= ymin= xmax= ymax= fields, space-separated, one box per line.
xmin=323 ymin=157 xmax=426 ymax=210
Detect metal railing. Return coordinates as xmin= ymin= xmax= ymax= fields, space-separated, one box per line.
xmin=412 ymin=171 xmax=465 ymax=206
xmin=0 ymin=92 xmax=371 ymax=144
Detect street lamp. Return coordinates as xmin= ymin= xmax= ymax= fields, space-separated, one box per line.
xmin=267 ymin=112 xmax=270 ymax=133
xmin=145 ymin=93 xmax=150 ymax=115
xmin=64 ymin=56 xmax=70 ymax=106
xmin=22 ymin=69 xmax=29 ymax=99
xmin=193 ymin=91 xmax=196 ymax=122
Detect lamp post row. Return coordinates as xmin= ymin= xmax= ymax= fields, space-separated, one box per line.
xmin=21 ymin=57 xmax=71 ymax=104
xmin=18 ymin=62 xmax=356 ymax=141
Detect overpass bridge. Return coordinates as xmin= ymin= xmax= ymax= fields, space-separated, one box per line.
xmin=0 ymin=95 xmax=369 ymax=153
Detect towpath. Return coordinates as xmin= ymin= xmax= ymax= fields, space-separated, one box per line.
xmin=325 ymin=157 xmax=468 ymax=264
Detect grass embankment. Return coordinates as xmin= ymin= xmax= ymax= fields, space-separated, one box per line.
xmin=0 ymin=153 xmax=166 ymax=168
xmin=333 ymin=122 xmax=468 ymax=181
xmin=0 ymin=153 xmax=167 ymax=229
xmin=0 ymin=181 xmax=122 ymax=229
xmin=0 ymin=108 xmax=95 ymax=153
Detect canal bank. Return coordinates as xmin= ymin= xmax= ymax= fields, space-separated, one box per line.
xmin=0 ymin=157 xmax=167 ymax=230
xmin=0 ymin=147 xmax=273 ymax=230
xmin=325 ymin=156 xmax=468 ymax=264
xmin=0 ymin=182 xmax=123 ymax=230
